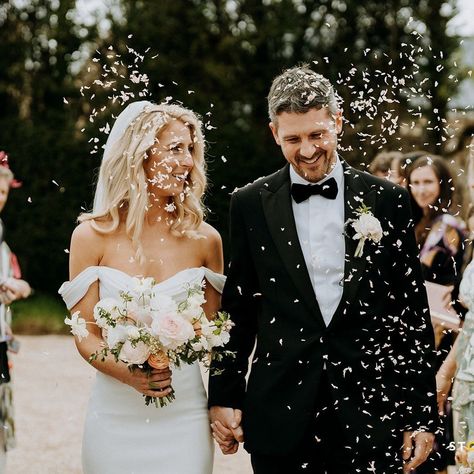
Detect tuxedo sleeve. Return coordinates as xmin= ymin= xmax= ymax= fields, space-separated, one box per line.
xmin=392 ymin=189 xmax=438 ymax=433
xmin=208 ymin=192 xmax=260 ymax=409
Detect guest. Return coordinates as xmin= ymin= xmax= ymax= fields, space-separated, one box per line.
xmin=464 ymin=139 xmax=474 ymax=254
xmin=446 ymin=125 xmax=474 ymax=223
xmin=0 ymin=151 xmax=31 ymax=472
xmin=394 ymin=150 xmax=429 ymax=188
xmin=368 ymin=150 xmax=402 ymax=181
xmin=447 ymin=139 xmax=474 ymax=318
xmin=436 ymin=139 xmax=474 ymax=470
xmin=408 ymin=154 xmax=465 ymax=286
xmin=436 ymin=225 xmax=474 ymax=470
xmin=407 ymin=153 xmax=466 ymax=474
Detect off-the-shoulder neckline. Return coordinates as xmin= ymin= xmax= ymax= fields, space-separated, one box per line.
xmin=67 ymin=265 xmax=221 ymax=287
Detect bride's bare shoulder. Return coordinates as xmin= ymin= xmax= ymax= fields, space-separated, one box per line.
xmin=70 ymin=220 xmax=108 ymax=260
xmin=71 ymin=220 xmax=108 ymax=241
xmin=196 ymin=223 xmax=223 ymax=271
xmin=198 ymin=222 xmax=222 ymax=247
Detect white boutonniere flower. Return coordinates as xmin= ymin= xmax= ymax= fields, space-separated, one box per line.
xmin=349 ymin=204 xmax=383 ymax=257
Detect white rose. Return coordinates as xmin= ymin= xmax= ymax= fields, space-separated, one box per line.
xmin=127 ymin=326 xmax=141 ymax=340
xmin=119 ymin=340 xmax=150 ymax=365
xmin=106 ymin=324 xmax=129 ymax=349
xmin=93 ymin=298 xmax=123 ymax=327
xmin=150 ymin=293 xmax=178 ymax=315
xmin=352 ymin=213 xmax=383 ymax=242
xmin=151 ymin=313 xmax=195 ymax=350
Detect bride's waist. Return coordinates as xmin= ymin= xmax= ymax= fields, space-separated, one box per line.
xmin=84 ymin=363 xmax=209 ymax=420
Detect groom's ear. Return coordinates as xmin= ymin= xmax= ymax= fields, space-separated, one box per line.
xmin=334 ymin=111 xmax=343 ymax=135
xmin=269 ymin=122 xmax=281 ymax=146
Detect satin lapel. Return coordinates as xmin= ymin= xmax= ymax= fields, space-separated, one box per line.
xmin=261 ymin=166 xmax=325 ymax=326
xmin=329 ymin=163 xmax=376 ymax=330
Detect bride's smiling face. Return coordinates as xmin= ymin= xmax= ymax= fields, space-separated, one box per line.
xmin=144 ymin=119 xmax=195 ymax=198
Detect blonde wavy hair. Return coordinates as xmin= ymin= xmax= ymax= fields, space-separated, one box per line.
xmin=79 ymin=102 xmax=207 ymax=261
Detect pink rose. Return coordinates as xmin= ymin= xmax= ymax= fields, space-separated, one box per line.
xmin=151 ymin=313 xmax=194 ymax=350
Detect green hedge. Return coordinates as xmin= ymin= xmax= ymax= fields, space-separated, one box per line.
xmin=10 ymin=292 xmax=69 ymax=335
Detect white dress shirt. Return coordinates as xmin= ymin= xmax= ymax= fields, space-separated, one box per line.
xmin=290 ymin=157 xmax=345 ymax=326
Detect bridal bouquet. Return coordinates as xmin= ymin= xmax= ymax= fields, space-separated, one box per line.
xmin=65 ymin=277 xmax=234 ymax=407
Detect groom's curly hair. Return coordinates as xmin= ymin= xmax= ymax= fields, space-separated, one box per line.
xmin=267 ymin=64 xmax=341 ymax=124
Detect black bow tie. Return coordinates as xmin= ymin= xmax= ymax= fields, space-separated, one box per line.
xmin=291 ymin=177 xmax=338 ymax=203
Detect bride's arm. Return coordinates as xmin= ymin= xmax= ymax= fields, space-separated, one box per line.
xmin=68 ymin=222 xmax=172 ymax=398
xmin=201 ymin=224 xmax=224 ymax=319
xmin=200 ymin=225 xmax=242 ymax=450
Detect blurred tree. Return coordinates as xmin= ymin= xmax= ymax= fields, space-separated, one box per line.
xmin=0 ymin=0 xmax=98 ymax=293
xmin=0 ymin=0 xmax=465 ymax=293
xmin=414 ymin=0 xmax=460 ymax=149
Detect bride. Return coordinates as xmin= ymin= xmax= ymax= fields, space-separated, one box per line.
xmin=59 ymin=101 xmax=224 ymax=473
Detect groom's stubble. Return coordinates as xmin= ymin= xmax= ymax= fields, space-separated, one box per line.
xmin=269 ymin=107 xmax=342 ymax=183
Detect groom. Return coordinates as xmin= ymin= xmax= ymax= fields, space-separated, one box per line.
xmin=209 ymin=65 xmax=437 ymax=473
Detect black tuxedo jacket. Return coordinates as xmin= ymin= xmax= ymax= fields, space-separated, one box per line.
xmin=209 ymin=162 xmax=438 ymax=456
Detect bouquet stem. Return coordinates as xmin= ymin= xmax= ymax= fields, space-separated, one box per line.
xmin=144 ymin=386 xmax=176 ymax=408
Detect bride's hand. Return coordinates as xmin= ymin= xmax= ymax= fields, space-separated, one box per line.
xmin=125 ymin=367 xmax=173 ymax=398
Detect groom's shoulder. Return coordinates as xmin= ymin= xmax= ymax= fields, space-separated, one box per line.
xmin=231 ymin=167 xmax=285 ymax=200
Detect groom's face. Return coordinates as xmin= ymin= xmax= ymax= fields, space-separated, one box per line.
xmin=270 ymin=107 xmax=342 ymax=183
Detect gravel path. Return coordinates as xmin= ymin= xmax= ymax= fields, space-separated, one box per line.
xmin=6 ymin=336 xmax=252 ymax=474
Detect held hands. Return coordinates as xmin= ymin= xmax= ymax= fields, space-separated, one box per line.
xmin=402 ymin=431 xmax=434 ymax=472
xmin=125 ymin=366 xmax=173 ymax=398
xmin=209 ymin=406 xmax=244 ymax=455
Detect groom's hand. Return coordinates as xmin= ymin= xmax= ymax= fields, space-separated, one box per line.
xmin=210 ymin=406 xmax=244 ymax=454
xmin=402 ymin=431 xmax=434 ymax=472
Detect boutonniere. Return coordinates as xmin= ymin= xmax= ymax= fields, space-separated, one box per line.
xmin=348 ymin=204 xmax=383 ymax=257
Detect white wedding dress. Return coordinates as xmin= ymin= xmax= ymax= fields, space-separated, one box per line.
xmin=59 ymin=266 xmax=225 ymax=474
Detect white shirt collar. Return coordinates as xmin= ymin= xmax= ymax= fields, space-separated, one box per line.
xmin=289 ymin=154 xmax=343 ymax=188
